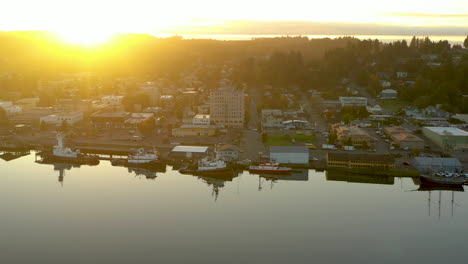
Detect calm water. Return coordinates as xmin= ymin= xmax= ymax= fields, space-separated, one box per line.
xmin=2 ymin=152 xmax=468 ymax=263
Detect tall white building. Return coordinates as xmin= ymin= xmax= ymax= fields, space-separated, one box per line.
xmin=209 ymin=86 xmax=245 ymax=128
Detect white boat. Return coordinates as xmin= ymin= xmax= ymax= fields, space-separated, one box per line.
xmin=128 ymin=148 xmax=159 ymax=164
xmin=53 ymin=133 xmax=80 ymax=158
xmin=198 ymin=158 xmax=229 ymax=172
xmin=249 ymin=162 xmax=292 ymax=174
xmin=40 ymin=133 xmax=99 ymax=165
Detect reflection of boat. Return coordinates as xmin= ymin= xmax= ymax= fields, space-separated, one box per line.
xmin=180 ymin=158 xmax=232 ymax=176
xmin=111 ymin=148 xmax=163 ymax=169
xmin=127 ymin=167 xmax=158 ymax=180
xmin=419 ymin=174 xmax=465 ymax=186
xmin=418 ymin=181 xmax=464 ymax=192
xmin=249 ymin=162 xmax=291 ymax=174
xmin=39 ymin=133 xmax=99 ymax=165
xmin=0 ymin=151 xmax=30 ymax=161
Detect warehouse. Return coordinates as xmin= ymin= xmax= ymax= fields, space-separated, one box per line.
xmin=169 ymin=145 xmax=210 ymax=159
xmin=269 ymin=146 xmax=309 ymax=164
xmin=422 ymin=127 xmax=468 ymax=151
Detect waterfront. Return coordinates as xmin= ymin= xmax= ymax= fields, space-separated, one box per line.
xmin=2 ymin=153 xmax=468 ymax=263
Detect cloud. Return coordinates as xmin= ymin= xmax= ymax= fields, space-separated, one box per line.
xmin=163 ymin=20 xmax=468 ymax=36
xmin=385 ymin=13 xmax=468 ymax=18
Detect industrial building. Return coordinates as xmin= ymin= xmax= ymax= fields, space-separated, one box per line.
xmin=413 ymin=157 xmax=463 ymax=173
xmin=269 ymin=146 xmax=309 ymax=164
xmin=384 ymin=126 xmax=424 ymax=149
xmin=169 ymin=146 xmax=210 ymax=159
xmin=327 ymin=153 xmax=395 ymax=170
xmin=172 ymin=125 xmax=218 ymax=137
xmin=422 ymin=127 xmax=468 ymax=151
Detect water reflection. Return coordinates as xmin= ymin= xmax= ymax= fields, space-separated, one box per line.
xmin=127 ymin=167 xmax=158 ymax=180
xmin=257 ymin=169 xmax=309 ymax=191
xmin=0 ymin=150 xmax=30 ymax=161
xmin=326 ymin=170 xmax=395 ymax=185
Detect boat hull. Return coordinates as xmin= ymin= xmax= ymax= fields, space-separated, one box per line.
xmin=420 ymin=175 xmax=465 ymax=186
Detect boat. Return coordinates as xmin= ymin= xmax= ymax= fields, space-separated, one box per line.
xmin=111 ymin=148 xmax=162 ymax=169
xmin=180 ymin=157 xmax=232 ymax=176
xmin=419 ymin=173 xmax=465 ymax=186
xmin=249 ymin=162 xmax=292 ymax=174
xmin=38 ymin=133 xmax=99 ymax=165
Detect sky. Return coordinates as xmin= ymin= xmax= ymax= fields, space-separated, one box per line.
xmin=1 ymin=0 xmax=468 ymax=42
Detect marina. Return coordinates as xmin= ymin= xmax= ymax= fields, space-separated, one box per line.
xmin=2 ymin=151 xmax=468 ymax=263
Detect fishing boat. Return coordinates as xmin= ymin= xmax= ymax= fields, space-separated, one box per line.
xmin=111 ymin=148 xmax=162 ymax=168
xmin=249 ymin=162 xmax=291 ymax=174
xmin=38 ymin=133 xmax=99 ymax=165
xmin=180 ymin=158 xmax=232 ymax=176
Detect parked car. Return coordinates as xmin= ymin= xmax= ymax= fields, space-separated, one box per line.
xmin=402 ymin=162 xmax=410 ymax=166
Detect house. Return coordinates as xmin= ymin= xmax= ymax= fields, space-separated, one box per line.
xmin=216 ymin=144 xmax=240 ymax=161
xmin=396 ymin=72 xmax=408 ymax=78
xmin=269 ymin=146 xmax=309 ymax=165
xmin=366 ymin=104 xmax=383 ymax=115
xmin=380 ymin=89 xmax=398 ymax=99
xmin=422 ymin=127 xmax=468 ymax=151
xmin=327 ymin=153 xmax=395 ymax=170
xmin=380 ymin=80 xmax=392 ymax=88
xmin=169 ymin=145 xmax=210 ymax=159
xmin=413 ymin=157 xmax=463 ymax=173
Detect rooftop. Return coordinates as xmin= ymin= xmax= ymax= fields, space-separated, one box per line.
xmin=171 ymin=146 xmax=209 ymax=153
xmin=270 ymin=146 xmax=309 ymax=154
xmin=414 ymin=157 xmax=462 ymax=167
xmin=424 ymin=127 xmax=468 ymax=136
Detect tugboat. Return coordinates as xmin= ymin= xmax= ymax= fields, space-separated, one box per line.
xmin=37 ymin=133 xmax=99 ymax=165
xmin=180 ymin=157 xmax=232 ymax=176
xmin=249 ymin=161 xmax=291 ymax=174
xmin=111 ymin=148 xmax=162 ymax=169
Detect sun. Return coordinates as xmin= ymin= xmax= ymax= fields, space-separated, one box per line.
xmin=54 ymin=28 xmax=116 ymax=46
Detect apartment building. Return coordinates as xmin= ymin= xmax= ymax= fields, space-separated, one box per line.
xmin=209 ymin=86 xmax=245 ymax=128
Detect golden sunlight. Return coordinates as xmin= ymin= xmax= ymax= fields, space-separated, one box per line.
xmin=54 ymin=28 xmax=115 ymax=46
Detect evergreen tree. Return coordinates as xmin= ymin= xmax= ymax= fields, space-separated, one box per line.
xmin=464 ymin=35 xmax=468 ymax=49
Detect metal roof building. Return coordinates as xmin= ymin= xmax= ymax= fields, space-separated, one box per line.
xmin=422 ymin=127 xmax=468 ymax=151
xmin=270 ymin=146 xmax=309 ymax=164
xmin=170 ymin=145 xmax=210 ymax=159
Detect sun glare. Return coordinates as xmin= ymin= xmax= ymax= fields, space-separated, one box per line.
xmin=54 ymin=29 xmax=115 ymax=46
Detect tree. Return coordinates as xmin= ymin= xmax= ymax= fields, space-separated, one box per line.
xmin=341 ymin=113 xmax=351 ymax=124
xmin=464 ymin=35 xmax=468 ymax=49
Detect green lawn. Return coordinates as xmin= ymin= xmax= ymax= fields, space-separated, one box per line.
xmin=264 ymin=134 xmax=317 ymax=146
xmin=377 ymin=99 xmax=410 ymax=112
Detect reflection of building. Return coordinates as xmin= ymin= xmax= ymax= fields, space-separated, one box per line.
xmin=209 ymin=86 xmax=245 ymax=128
xmin=270 ymin=146 xmax=309 ymax=164
xmin=326 ymin=170 xmax=394 ymax=185
xmin=0 ymin=151 xmax=30 ymax=161
xmin=327 ymin=153 xmax=395 ymax=169
xmin=422 ymin=127 xmax=468 ymax=151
